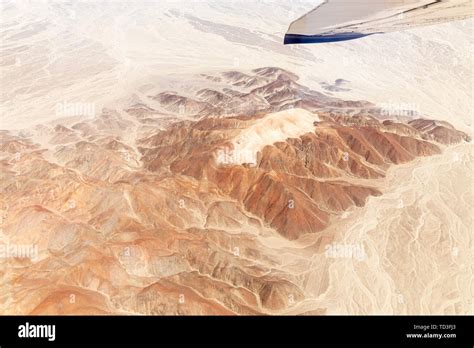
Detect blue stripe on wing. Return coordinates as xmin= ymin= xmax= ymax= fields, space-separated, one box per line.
xmin=284 ymin=32 xmax=376 ymax=44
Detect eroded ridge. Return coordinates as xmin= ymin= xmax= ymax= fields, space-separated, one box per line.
xmin=0 ymin=68 xmax=470 ymax=315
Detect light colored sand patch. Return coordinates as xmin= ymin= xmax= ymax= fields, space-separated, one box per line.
xmin=231 ymin=108 xmax=319 ymax=165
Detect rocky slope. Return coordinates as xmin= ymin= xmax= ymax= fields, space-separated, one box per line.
xmin=0 ymin=68 xmax=470 ymax=315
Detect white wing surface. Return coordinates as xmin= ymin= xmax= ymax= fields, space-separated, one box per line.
xmin=285 ymin=0 xmax=474 ymax=43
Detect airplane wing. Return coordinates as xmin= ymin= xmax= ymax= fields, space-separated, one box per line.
xmin=284 ymin=0 xmax=474 ymax=44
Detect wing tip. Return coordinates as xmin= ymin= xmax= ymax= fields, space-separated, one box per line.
xmin=284 ymin=32 xmax=375 ymax=45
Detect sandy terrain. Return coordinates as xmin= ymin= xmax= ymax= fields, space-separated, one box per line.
xmin=231 ymin=109 xmax=320 ymax=165
xmin=0 ymin=1 xmax=472 ymax=131
xmin=287 ymin=143 xmax=473 ymax=314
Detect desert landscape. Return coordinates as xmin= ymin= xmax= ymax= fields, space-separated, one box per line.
xmin=0 ymin=0 xmax=472 ymax=315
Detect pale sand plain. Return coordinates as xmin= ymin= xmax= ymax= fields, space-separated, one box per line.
xmin=283 ymin=143 xmax=473 ymax=315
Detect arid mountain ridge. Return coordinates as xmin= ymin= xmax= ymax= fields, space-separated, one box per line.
xmin=0 ymin=67 xmax=470 ymax=314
